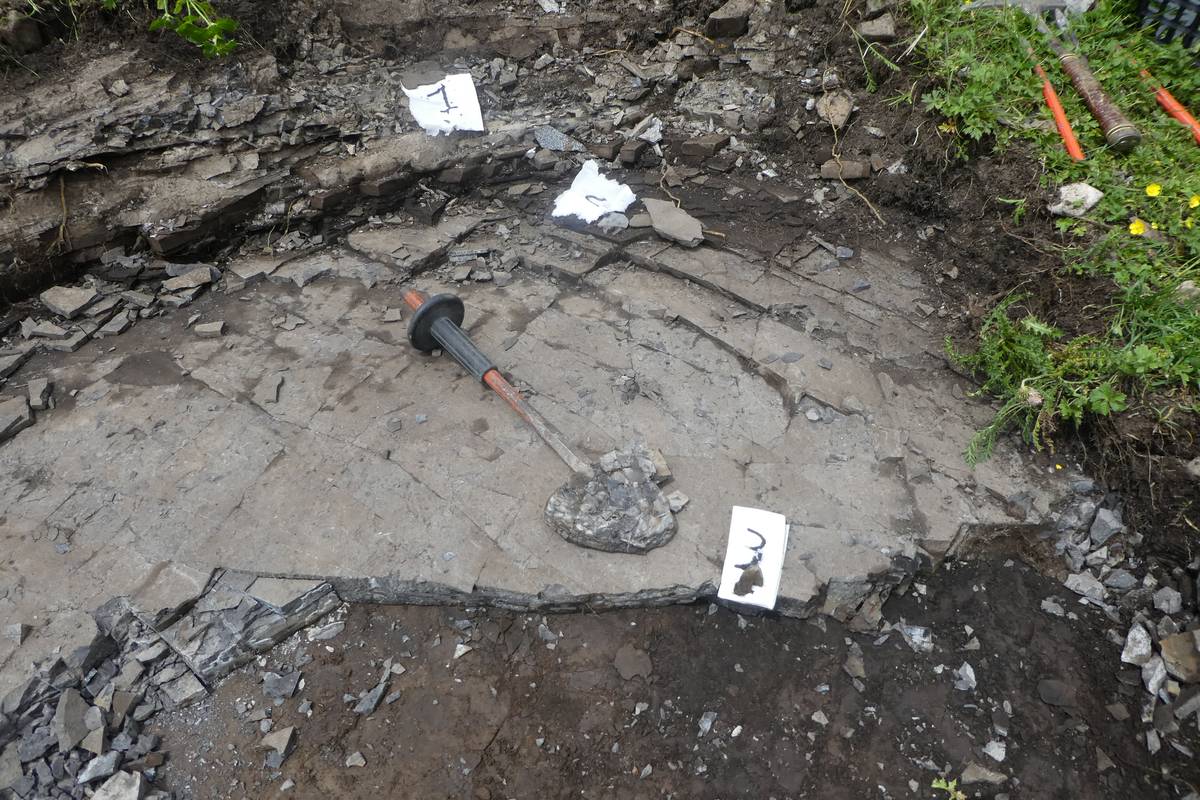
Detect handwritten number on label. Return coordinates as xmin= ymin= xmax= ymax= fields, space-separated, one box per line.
xmin=734 ymin=527 xmax=766 ymax=570
xmin=426 ymin=84 xmax=457 ymax=113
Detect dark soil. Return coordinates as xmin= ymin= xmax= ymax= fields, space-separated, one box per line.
xmin=150 ymin=558 xmax=1199 ymax=799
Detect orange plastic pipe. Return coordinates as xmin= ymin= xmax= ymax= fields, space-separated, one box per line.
xmin=1141 ymin=69 xmax=1200 ymax=145
xmin=1035 ymin=62 xmax=1085 ymax=161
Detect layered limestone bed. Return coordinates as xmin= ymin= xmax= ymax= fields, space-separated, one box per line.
xmin=1 ymin=204 xmax=1098 ymax=704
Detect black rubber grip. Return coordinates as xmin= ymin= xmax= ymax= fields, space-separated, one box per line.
xmin=431 ymin=316 xmax=495 ymax=381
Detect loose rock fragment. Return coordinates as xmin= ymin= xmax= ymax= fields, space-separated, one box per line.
xmin=307 ymin=621 xmax=344 ymax=641
xmin=953 ymin=662 xmax=976 ymax=691
xmin=97 ymin=313 xmax=133 ymax=338
xmin=0 ymin=350 xmax=32 ymax=379
xmin=354 ymin=679 xmax=389 ymax=714
xmin=815 ymin=91 xmax=853 ymax=129
xmin=898 ymin=624 xmax=933 ymax=653
xmin=856 ymin=12 xmax=896 ymax=41
xmin=534 ymin=125 xmax=585 ymax=153
xmin=161 ymin=265 xmax=218 ymax=292
xmin=263 ymin=671 xmax=301 ymax=700
xmin=21 ymin=318 xmax=70 ymax=339
xmin=597 ymin=212 xmax=629 ymax=233
xmin=194 ymin=321 xmax=226 ymax=338
xmin=1160 ymin=631 xmax=1200 ymax=682
xmin=960 ymin=762 xmax=1007 ymax=785
xmin=681 ymin=133 xmax=730 ymax=158
xmin=705 ymin=0 xmax=753 ymax=37
xmin=55 ymin=688 xmax=91 ymax=752
xmin=843 ymin=643 xmax=866 ymax=680
xmin=1048 ymin=183 xmax=1103 ymax=218
xmin=40 ymin=286 xmax=98 ymax=318
xmin=80 ymin=727 xmax=106 ymax=755
xmin=1089 ymin=508 xmax=1124 ymax=546
xmin=820 ymin=159 xmax=870 ymax=180
xmin=697 ymin=711 xmax=718 ymax=737
xmin=642 ymin=198 xmax=704 ymax=248
xmin=346 ymin=751 xmax=366 ymax=767
xmin=3 ymin=622 xmax=30 ymax=644
xmin=1040 ymin=598 xmax=1066 ymax=616
xmin=1175 ymin=687 xmax=1200 ymax=719
xmin=0 ymin=395 xmax=34 ymax=442
xmin=1121 ymin=623 xmax=1153 ymax=666
xmin=1064 ymin=571 xmax=1105 ymax=601
xmin=1142 ymin=656 xmax=1168 ymax=696
xmin=77 ymin=750 xmax=121 ymax=784
xmin=665 ymin=490 xmax=689 ymax=513
xmin=1104 ymin=569 xmax=1137 ymax=591
xmin=1154 ymin=586 xmax=1183 ymax=615
xmin=261 ymin=726 xmax=296 ymax=758
xmin=271 ymin=314 xmax=305 ymax=331
xmin=121 ymin=290 xmax=155 ymax=308
xmin=545 ymin=445 xmax=677 ymax=554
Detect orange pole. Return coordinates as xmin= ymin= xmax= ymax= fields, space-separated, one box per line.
xmin=402 ymin=289 xmax=426 ymax=311
xmin=1140 ymin=69 xmax=1200 ymax=146
xmin=1035 ymin=62 xmax=1085 ymax=161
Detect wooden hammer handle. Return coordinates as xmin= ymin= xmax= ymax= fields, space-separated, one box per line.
xmin=1058 ymin=52 xmax=1140 ymax=152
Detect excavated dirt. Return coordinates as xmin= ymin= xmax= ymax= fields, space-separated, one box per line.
xmin=149 ymin=560 xmax=1200 ymax=799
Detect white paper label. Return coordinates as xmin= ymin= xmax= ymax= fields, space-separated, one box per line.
xmin=402 ymin=73 xmax=485 ymax=136
xmin=551 ymin=160 xmax=637 ymax=224
xmin=717 ymin=506 xmax=789 ymax=610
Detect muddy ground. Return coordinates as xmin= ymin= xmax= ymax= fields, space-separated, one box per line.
xmin=151 ymin=559 xmax=1199 ymax=799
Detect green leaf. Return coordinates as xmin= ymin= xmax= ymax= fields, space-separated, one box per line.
xmin=1021 ymin=316 xmax=1060 ymax=339
xmin=1088 ymin=383 xmax=1127 ymax=415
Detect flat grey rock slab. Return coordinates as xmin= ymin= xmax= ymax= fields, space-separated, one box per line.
xmin=40 ymin=285 xmax=98 ymax=318
xmin=346 ymin=213 xmax=483 ymax=276
xmin=161 ymin=265 xmax=219 ymax=292
xmin=642 ymin=198 xmax=704 ymax=247
xmin=0 ymin=222 xmax=1095 ymax=697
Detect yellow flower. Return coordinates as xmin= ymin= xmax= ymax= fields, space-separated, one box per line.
xmin=1146 ymin=183 xmax=1162 ymax=197
xmin=1129 ymin=218 xmax=1146 ymax=235
xmin=1190 ymin=195 xmax=1200 ymax=209
xmin=1187 ymin=218 xmax=1195 ymax=229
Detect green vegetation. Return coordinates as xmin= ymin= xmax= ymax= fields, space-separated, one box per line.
xmin=25 ymin=0 xmax=237 ymax=56
xmin=931 ymin=776 xmax=967 ymax=800
xmin=140 ymin=0 xmax=237 ymax=56
xmin=906 ymin=0 xmax=1200 ymax=462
